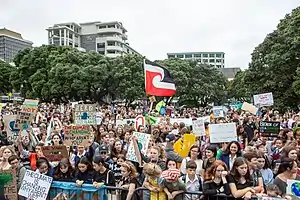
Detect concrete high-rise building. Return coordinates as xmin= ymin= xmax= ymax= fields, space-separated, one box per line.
xmin=0 ymin=28 xmax=33 ymax=63
xmin=167 ymin=52 xmax=225 ymax=68
xmin=46 ymin=21 xmax=139 ymax=57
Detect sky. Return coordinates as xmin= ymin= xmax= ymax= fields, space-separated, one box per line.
xmin=1 ymin=0 xmax=299 ymax=69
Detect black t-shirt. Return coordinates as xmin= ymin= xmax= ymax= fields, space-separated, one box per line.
xmin=93 ymin=169 xmax=115 ymax=186
xmin=227 ymin=174 xmax=252 ymax=190
xmin=120 ymin=177 xmax=139 ymax=200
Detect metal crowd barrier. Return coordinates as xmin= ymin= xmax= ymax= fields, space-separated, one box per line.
xmin=46 ymin=181 xmax=127 ymax=200
xmin=45 ymin=182 xmax=286 ymax=200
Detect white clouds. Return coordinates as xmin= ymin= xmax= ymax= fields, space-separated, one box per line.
xmin=0 ymin=0 xmax=299 ymax=69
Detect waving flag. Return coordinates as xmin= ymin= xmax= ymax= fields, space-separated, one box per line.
xmin=144 ymin=59 xmax=176 ymax=96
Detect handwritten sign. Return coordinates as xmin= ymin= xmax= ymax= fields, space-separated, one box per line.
xmin=192 ymin=118 xmax=205 ymax=136
xmin=14 ymin=111 xmax=33 ymax=130
xmin=209 ymin=123 xmax=237 ymax=143
xmin=1 ymin=169 xmax=17 ymax=200
xmin=22 ymin=99 xmax=39 ymax=113
xmin=212 ymin=106 xmax=225 ymax=118
xmin=19 ymin=170 xmax=53 ymax=200
xmin=241 ymin=102 xmax=258 ymax=115
xmin=127 ymin=132 xmax=151 ymax=162
xmin=42 ymin=146 xmax=68 ymax=162
xmin=32 ymin=128 xmax=40 ymax=136
xmin=3 ymin=115 xmax=19 ymax=142
xmin=253 ymin=92 xmax=274 ymax=106
xmin=74 ymin=104 xmax=96 ymax=125
xmin=259 ymin=121 xmax=280 ymax=137
xmin=287 ymin=179 xmax=300 ymax=197
xmin=64 ymin=125 xmax=91 ymax=146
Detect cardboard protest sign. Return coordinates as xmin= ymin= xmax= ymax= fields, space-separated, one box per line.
xmin=64 ymin=125 xmax=91 ymax=146
xmin=14 ymin=111 xmax=33 ymax=130
xmin=74 ymin=104 xmax=96 ymax=125
xmin=22 ymin=99 xmax=39 ymax=113
xmin=19 ymin=170 xmax=53 ymax=200
xmin=127 ymin=132 xmax=151 ymax=162
xmin=42 ymin=146 xmax=68 ymax=162
xmin=241 ymin=102 xmax=258 ymax=115
xmin=209 ymin=123 xmax=237 ymax=143
xmin=192 ymin=118 xmax=205 ymax=136
xmin=0 ymin=169 xmax=18 ymax=200
xmin=259 ymin=121 xmax=280 ymax=137
xmin=253 ymin=92 xmax=274 ymax=106
xmin=3 ymin=115 xmax=19 ymax=142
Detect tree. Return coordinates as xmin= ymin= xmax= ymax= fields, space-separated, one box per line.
xmin=227 ymin=70 xmax=251 ymax=102
xmin=0 ymin=61 xmax=15 ymax=94
xmin=235 ymin=6 xmax=300 ymax=110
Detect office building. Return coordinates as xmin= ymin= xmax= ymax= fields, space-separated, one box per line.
xmin=0 ymin=28 xmax=33 ymax=63
xmin=218 ymin=67 xmax=241 ymax=81
xmin=46 ymin=21 xmax=139 ymax=57
xmin=167 ymin=52 xmax=225 ymax=68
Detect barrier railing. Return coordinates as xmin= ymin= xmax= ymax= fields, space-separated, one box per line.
xmin=45 ymin=183 xmax=287 ymax=200
xmin=46 ymin=182 xmax=127 ymax=200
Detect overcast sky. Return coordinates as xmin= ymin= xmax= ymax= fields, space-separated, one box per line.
xmin=1 ymin=0 xmax=299 ymax=69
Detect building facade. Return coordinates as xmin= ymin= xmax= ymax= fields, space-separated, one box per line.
xmin=0 ymin=28 xmax=33 ymax=63
xmin=46 ymin=21 xmax=139 ymax=57
xmin=167 ymin=52 xmax=225 ymax=68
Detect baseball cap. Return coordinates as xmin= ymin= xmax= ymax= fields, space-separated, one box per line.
xmin=166 ymin=134 xmax=176 ymax=142
xmin=99 ymin=145 xmax=109 ymax=153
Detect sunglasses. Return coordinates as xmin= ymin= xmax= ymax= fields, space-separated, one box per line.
xmin=100 ymin=151 xmax=107 ymax=154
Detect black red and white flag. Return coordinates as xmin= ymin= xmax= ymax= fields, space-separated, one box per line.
xmin=144 ymin=59 xmax=176 ymax=97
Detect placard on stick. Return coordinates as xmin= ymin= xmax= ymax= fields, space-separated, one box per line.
xmin=41 ymin=146 xmax=68 ymax=162
xmin=14 ymin=111 xmax=33 ymax=130
xmin=259 ymin=121 xmax=280 ymax=137
xmin=64 ymin=125 xmax=91 ymax=147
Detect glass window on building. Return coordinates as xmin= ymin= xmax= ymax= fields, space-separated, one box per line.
xmin=216 ymin=59 xmax=221 ymax=63
xmin=216 ymin=54 xmax=222 ymax=58
xmin=216 ymin=65 xmax=221 ymax=68
xmin=194 ymin=54 xmax=201 ymax=58
xmin=203 ymin=59 xmax=208 ymax=63
xmin=209 ymin=54 xmax=215 ymax=58
xmin=107 ymin=50 xmax=116 ymax=54
xmin=107 ymin=41 xmax=115 ymax=46
xmin=168 ymin=55 xmax=175 ymax=58
xmin=202 ymin=54 xmax=208 ymax=58
xmin=209 ymin=59 xmax=215 ymax=63
xmin=53 ymin=30 xmax=59 ymax=36
xmin=98 ymin=51 xmax=105 ymax=55
xmin=177 ymin=54 xmax=184 ymax=58
xmin=185 ymin=54 xmax=192 ymax=58
xmin=108 ymin=25 xmax=115 ymax=28
xmin=97 ymin=43 xmax=105 ymax=48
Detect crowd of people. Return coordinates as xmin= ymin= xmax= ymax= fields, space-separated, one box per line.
xmin=0 ymin=102 xmax=300 ymax=200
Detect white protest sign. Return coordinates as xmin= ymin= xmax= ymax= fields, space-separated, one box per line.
xmin=127 ymin=132 xmax=151 ymax=162
xmin=32 ymin=128 xmax=40 ymax=136
xmin=209 ymin=123 xmax=237 ymax=143
xmin=253 ymin=92 xmax=274 ymax=106
xmin=192 ymin=118 xmax=205 ymax=136
xmin=286 ymin=179 xmax=300 ymax=197
xmin=3 ymin=115 xmax=19 ymax=142
xmin=116 ymin=118 xmax=135 ymax=126
xmin=212 ymin=106 xmax=224 ymax=118
xmin=18 ymin=170 xmax=53 ymax=200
